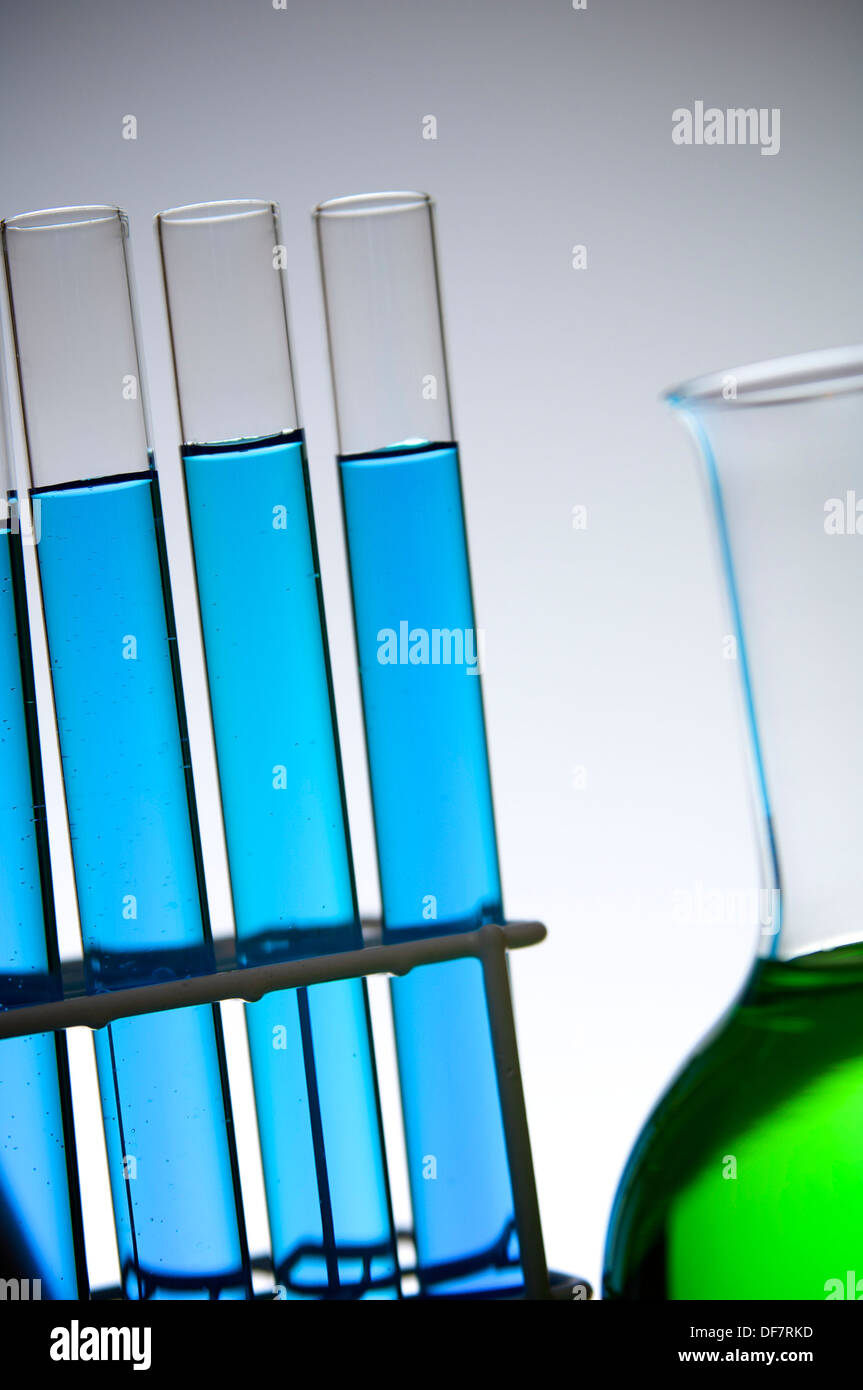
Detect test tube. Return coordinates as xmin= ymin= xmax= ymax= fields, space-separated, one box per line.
xmin=315 ymin=191 xmax=521 ymax=1294
xmin=1 ymin=207 xmax=251 ymax=1299
xmin=156 ymin=200 xmax=398 ymax=1298
xmin=0 ymin=362 xmax=87 ymax=1298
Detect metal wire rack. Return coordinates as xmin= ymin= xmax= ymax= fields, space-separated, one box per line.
xmin=0 ymin=919 xmax=590 ymax=1301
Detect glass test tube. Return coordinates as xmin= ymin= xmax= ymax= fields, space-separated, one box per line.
xmin=315 ymin=191 xmax=521 ymax=1294
xmin=156 ymin=200 xmax=398 ymax=1298
xmin=1 ymin=207 xmax=250 ymax=1299
xmin=0 ymin=363 xmax=87 ymax=1298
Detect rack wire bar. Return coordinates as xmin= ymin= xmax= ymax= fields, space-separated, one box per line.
xmin=0 ymin=920 xmax=584 ymax=1300
xmin=0 ymin=921 xmax=544 ymax=1037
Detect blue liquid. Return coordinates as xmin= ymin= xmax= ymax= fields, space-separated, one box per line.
xmin=183 ymin=434 xmax=396 ymax=1297
xmin=33 ymin=473 xmax=250 ymax=1299
xmin=339 ymin=441 xmax=520 ymax=1294
xmin=0 ymin=521 xmax=85 ymax=1298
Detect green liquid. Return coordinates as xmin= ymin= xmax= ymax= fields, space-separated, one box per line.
xmin=604 ymin=945 xmax=863 ymax=1300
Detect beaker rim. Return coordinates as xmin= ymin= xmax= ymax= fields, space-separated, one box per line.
xmin=156 ymin=199 xmax=277 ymax=225
xmin=313 ymin=191 xmax=433 ymax=219
xmin=664 ymin=344 xmax=863 ymax=411
xmin=2 ymin=205 xmax=123 ymax=233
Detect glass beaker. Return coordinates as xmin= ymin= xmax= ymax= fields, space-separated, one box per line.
xmin=315 ymin=192 xmax=523 ymax=1295
xmin=0 ymin=358 xmax=86 ymax=1298
xmin=1 ymin=206 xmax=251 ymax=1299
xmin=156 ymin=199 xmax=398 ymax=1299
xmin=604 ymin=344 xmax=863 ymax=1300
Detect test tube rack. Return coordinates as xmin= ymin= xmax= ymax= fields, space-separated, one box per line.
xmin=0 ymin=919 xmax=589 ymax=1301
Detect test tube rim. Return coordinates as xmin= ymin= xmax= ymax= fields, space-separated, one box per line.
xmin=313 ymin=190 xmax=433 ymax=220
xmin=1 ymin=205 xmax=123 ymax=234
xmin=156 ymin=198 xmax=278 ymax=227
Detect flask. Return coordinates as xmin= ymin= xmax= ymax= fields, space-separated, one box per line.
xmin=604 ymin=347 xmax=863 ymax=1300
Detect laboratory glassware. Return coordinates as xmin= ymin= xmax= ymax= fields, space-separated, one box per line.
xmin=1 ymin=206 xmax=251 ymax=1300
xmin=0 ymin=359 xmax=87 ymax=1298
xmin=604 ymin=345 xmax=863 ymax=1300
xmin=156 ymin=199 xmax=397 ymax=1299
xmin=315 ymin=191 xmax=521 ymax=1295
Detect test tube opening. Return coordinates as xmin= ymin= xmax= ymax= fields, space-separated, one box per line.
xmin=314 ymin=189 xmax=454 ymax=457
xmin=156 ymin=199 xmax=298 ymax=446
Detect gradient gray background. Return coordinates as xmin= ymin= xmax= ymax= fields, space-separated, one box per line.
xmin=1 ymin=0 xmax=862 ymax=1291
